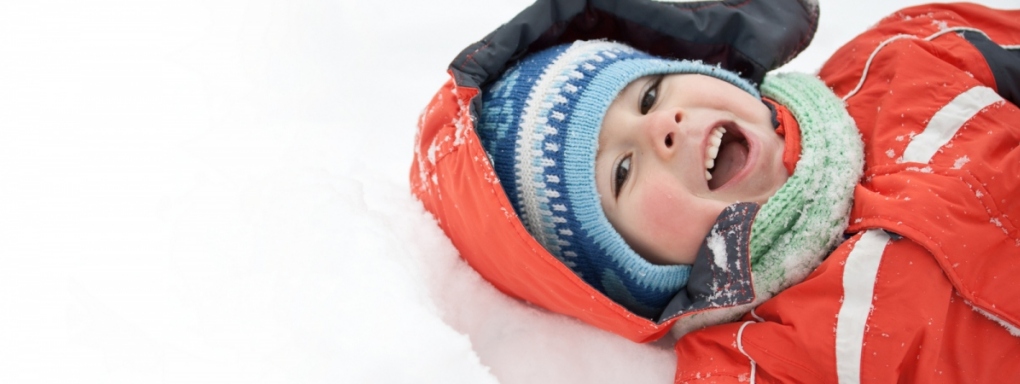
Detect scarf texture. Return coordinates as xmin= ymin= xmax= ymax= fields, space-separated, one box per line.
xmin=671 ymin=72 xmax=865 ymax=337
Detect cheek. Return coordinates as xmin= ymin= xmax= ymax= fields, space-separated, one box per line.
xmin=634 ymin=182 xmax=685 ymax=233
xmin=630 ymin=181 xmax=705 ymax=257
xmin=624 ymin=179 xmax=723 ymax=264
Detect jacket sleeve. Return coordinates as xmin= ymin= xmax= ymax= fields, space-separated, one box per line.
xmin=919 ymin=4 xmax=1020 ymax=106
xmin=821 ymin=3 xmax=1020 ymax=106
xmin=450 ymin=0 xmax=819 ymax=114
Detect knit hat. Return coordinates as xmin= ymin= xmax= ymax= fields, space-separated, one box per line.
xmin=476 ymin=40 xmax=760 ymax=319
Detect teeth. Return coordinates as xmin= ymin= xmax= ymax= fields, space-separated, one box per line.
xmin=705 ymin=126 xmax=727 ymax=180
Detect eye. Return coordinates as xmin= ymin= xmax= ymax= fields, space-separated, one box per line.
xmin=640 ymin=76 xmax=663 ymax=114
xmin=613 ymin=155 xmax=631 ymax=198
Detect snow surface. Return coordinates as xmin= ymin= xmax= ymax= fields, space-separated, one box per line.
xmin=0 ymin=0 xmax=1014 ymax=382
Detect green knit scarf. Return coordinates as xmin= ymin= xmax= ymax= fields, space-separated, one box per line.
xmin=672 ymin=72 xmax=864 ymax=337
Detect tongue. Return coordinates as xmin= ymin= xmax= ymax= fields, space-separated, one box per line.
xmin=708 ymin=141 xmax=748 ymax=190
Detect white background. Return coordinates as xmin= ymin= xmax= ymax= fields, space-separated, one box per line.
xmin=0 ymin=0 xmax=1014 ymax=382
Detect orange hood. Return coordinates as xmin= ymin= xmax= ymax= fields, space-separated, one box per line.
xmin=409 ymin=0 xmax=819 ymax=342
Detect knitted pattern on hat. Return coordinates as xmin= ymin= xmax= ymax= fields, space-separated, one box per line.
xmin=671 ymin=71 xmax=864 ymax=337
xmin=477 ymin=41 xmax=760 ymax=319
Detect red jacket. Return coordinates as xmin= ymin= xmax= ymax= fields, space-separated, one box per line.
xmin=676 ymin=4 xmax=1020 ymax=383
xmin=410 ymin=2 xmax=1020 ymax=383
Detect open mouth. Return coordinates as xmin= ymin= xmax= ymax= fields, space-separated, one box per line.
xmin=704 ymin=125 xmax=749 ymax=190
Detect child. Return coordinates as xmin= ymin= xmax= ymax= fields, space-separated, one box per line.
xmin=411 ymin=0 xmax=1020 ymax=382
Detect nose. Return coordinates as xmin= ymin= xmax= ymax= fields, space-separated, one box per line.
xmin=643 ymin=110 xmax=682 ymax=159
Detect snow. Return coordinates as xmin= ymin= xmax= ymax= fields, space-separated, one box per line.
xmin=953 ymin=155 xmax=971 ymax=169
xmin=0 ymin=0 xmax=1016 ymax=383
xmin=707 ymin=230 xmax=729 ymax=271
xmin=967 ymin=300 xmax=1020 ymax=338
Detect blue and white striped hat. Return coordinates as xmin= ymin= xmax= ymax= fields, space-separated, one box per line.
xmin=477 ymin=40 xmax=759 ymax=319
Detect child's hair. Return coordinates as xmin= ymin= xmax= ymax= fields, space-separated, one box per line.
xmin=477 ymin=40 xmax=759 ymax=318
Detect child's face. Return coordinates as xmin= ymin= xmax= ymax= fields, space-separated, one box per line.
xmin=595 ymin=74 xmax=788 ymax=265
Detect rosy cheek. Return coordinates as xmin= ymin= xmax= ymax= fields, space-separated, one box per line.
xmin=632 ymin=182 xmax=698 ymax=258
xmin=629 ymin=180 xmax=717 ymax=264
xmin=635 ymin=182 xmax=683 ymax=235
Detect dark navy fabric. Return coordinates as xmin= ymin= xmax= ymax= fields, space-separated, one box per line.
xmin=963 ymin=30 xmax=1020 ymax=108
xmin=449 ymin=0 xmax=819 ymax=118
xmin=658 ymin=202 xmax=759 ymax=322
